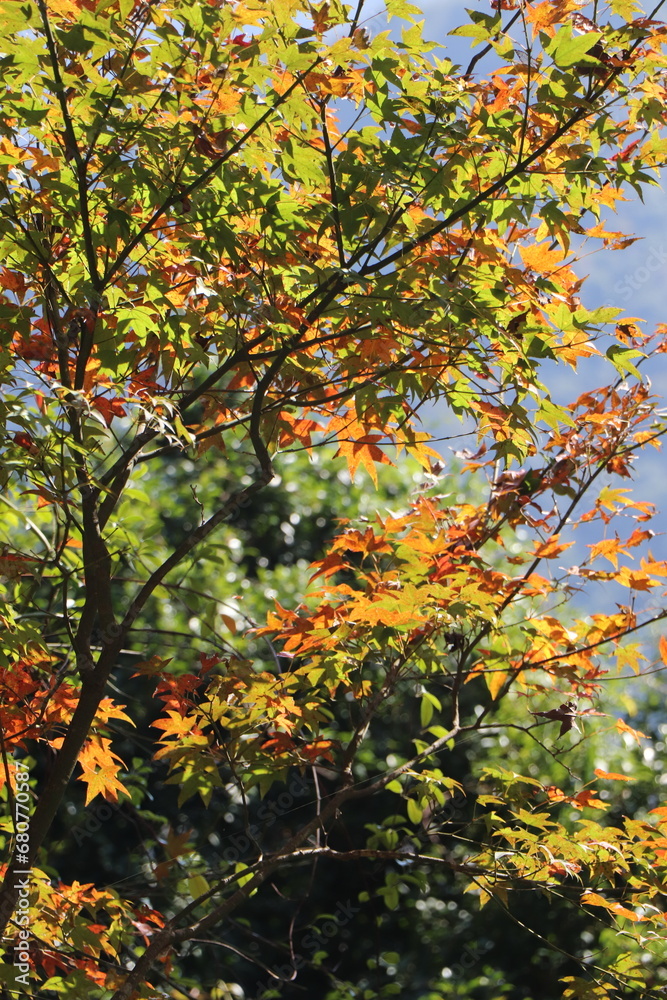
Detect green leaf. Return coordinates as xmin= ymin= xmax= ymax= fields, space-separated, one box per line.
xmin=419 ymin=695 xmax=433 ymax=727
xmin=605 ymin=345 xmax=644 ymax=379
xmin=547 ymin=27 xmax=603 ymax=69
xmin=188 ymin=874 xmax=210 ymax=900
xmin=406 ymin=798 xmax=423 ymax=824
xmin=383 ymin=885 xmax=399 ymax=909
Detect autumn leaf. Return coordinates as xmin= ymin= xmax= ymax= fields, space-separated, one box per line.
xmin=532 ymin=535 xmax=575 ymax=559
xmin=77 ymin=738 xmax=131 ymax=806
xmin=3 ymin=0 xmax=667 ymax=994
xmin=485 ymin=669 xmax=508 ymax=701
xmin=531 ymin=701 xmax=577 ymax=737
xmin=334 ymin=433 xmax=392 ymax=486
xmin=572 ymin=789 xmax=605 ymax=810
xmin=581 ymin=892 xmax=641 ymax=922
xmin=659 ymin=634 xmax=667 ymax=665
xmin=615 ymin=718 xmax=647 ymax=743
xmin=594 ymin=769 xmax=635 ymax=782
xmin=524 ymin=0 xmax=581 ymax=38
xmin=520 ymin=241 xmax=570 ymax=274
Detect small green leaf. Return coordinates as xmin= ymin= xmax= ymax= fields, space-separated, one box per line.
xmin=605 ymin=345 xmax=644 ymax=379
xmin=406 ymin=798 xmax=423 ymax=824
xmin=420 ymin=695 xmax=433 ymax=727
xmin=383 ymin=885 xmax=399 ymax=909
xmin=188 ymin=874 xmax=210 ymax=900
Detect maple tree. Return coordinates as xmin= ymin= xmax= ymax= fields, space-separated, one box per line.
xmin=3 ymin=0 xmax=667 ymax=996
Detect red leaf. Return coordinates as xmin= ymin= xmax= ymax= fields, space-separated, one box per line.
xmin=92 ymin=395 xmax=127 ymax=426
xmin=531 ymin=701 xmax=577 ymax=736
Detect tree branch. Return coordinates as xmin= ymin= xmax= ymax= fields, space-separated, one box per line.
xmin=103 ymin=58 xmax=323 ymax=288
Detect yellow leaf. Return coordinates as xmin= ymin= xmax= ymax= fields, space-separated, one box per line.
xmin=78 ymin=766 xmax=130 ymax=806
xmin=77 ymin=736 xmax=131 ymax=804
xmin=486 ymin=669 xmax=508 ymax=701
xmin=232 ymin=2 xmax=266 ymax=25
xmin=188 ymin=875 xmax=210 ymax=900
xmin=211 ymin=90 xmax=242 ymax=116
xmin=48 ymin=0 xmax=84 ymax=22
xmin=588 ymin=537 xmax=622 ymax=568
xmin=520 ymin=241 xmax=568 ymax=274
xmin=581 ymin=890 xmax=612 ymax=909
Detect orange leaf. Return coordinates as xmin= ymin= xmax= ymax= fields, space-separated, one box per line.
xmin=301 ymin=739 xmax=336 ymax=762
xmin=335 ymin=434 xmax=391 ymax=486
xmin=78 ymin=737 xmax=131 ymax=805
xmin=659 ymin=634 xmax=667 ymax=665
xmin=48 ymin=0 xmax=92 ymax=22
xmin=261 ymin=731 xmax=296 ymax=755
xmin=581 ymin=890 xmax=613 ymax=909
xmin=532 ymin=535 xmax=575 ymax=559
xmin=616 ymin=718 xmax=646 ymax=743
xmin=588 ymin=536 xmax=623 ymax=569
xmin=524 ymin=0 xmax=580 ymax=37
xmin=594 ymin=768 xmax=635 ymax=782
xmin=520 ymin=241 xmax=568 ymax=274
xmin=548 ymin=860 xmax=582 ymax=876
xmin=211 ymin=90 xmax=242 ymax=115
xmin=220 ymin=614 xmax=237 ymax=635
xmin=581 ymin=892 xmax=640 ymax=921
xmin=572 ymin=789 xmax=605 ymax=810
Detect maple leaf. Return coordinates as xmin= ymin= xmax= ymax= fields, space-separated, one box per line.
xmin=335 ymin=433 xmax=392 ymax=486
xmin=531 ymin=701 xmax=577 ymax=737
xmin=300 ymin=738 xmax=336 ymax=762
xmin=594 ymin=768 xmax=634 ymax=782
xmin=152 ymin=710 xmax=203 ymax=738
xmin=524 ymin=0 xmax=581 ymax=38
xmin=200 ymin=652 xmax=223 ymax=672
xmin=261 ymin=731 xmax=297 ymax=755
xmin=615 ymin=718 xmax=646 ymax=744
xmin=48 ymin=0 xmax=95 ymax=22
xmin=571 ymin=789 xmax=606 ymax=810
xmin=3 ymin=0 xmax=667 ymax=992
xmin=91 ymin=395 xmax=127 ymax=426
xmin=189 ymin=122 xmax=233 ymax=159
xmin=659 ymin=634 xmax=667 ymax=666
xmin=532 ymin=535 xmax=575 ymax=559
xmin=77 ymin=738 xmax=131 ymax=806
